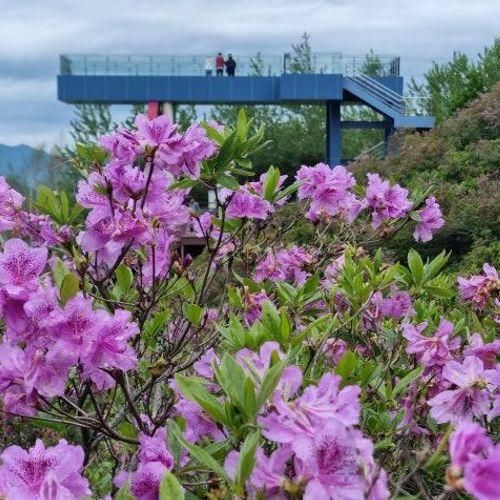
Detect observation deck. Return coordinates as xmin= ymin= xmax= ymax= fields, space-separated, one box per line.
xmin=57 ymin=53 xmax=434 ymax=164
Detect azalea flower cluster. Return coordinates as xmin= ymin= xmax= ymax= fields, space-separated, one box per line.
xmin=447 ymin=422 xmax=500 ymax=499
xmin=458 ymin=263 xmax=500 ymax=311
xmin=402 ymin=318 xmax=499 ymax=425
xmin=0 ymin=113 xmax=496 ymax=500
xmin=76 ymin=114 xmax=216 ymax=278
xmin=0 ymin=439 xmax=90 ymax=499
xmin=173 ymin=342 xmax=390 ymax=499
xmin=0 ymin=238 xmax=139 ymax=416
xmin=115 ymin=427 xmax=174 ymax=499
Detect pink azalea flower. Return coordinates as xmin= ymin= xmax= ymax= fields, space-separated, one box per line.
xmin=427 ymin=356 xmax=493 ymax=423
xmin=293 ymin=421 xmax=389 ymax=500
xmin=464 ymin=333 xmax=500 ymax=369
xmin=322 ymin=338 xmax=348 ymax=364
xmin=193 ymin=349 xmax=219 ymax=379
xmin=81 ymin=309 xmax=139 ymax=390
xmin=0 ymin=239 xmax=47 ymax=299
xmin=449 ymin=421 xmax=492 ymax=468
xmin=0 ymin=176 xmax=24 ymax=231
xmin=138 ymin=429 xmax=174 ymax=470
xmin=135 ymin=113 xmax=179 ymax=147
xmin=249 ymin=446 xmax=292 ymax=497
xmin=296 ymin=163 xmax=359 ymax=221
xmin=244 ymin=290 xmax=269 ymax=325
xmin=365 ymin=173 xmax=413 ymax=228
xmin=403 ymin=319 xmax=460 ymax=367
xmin=458 ymin=264 xmax=499 ymax=311
xmin=225 ymin=188 xmax=272 ymax=220
xmin=236 ymin=342 xmax=303 ymax=397
xmin=413 ymin=196 xmax=444 ymax=242
xmin=463 ymin=447 xmax=500 ymax=499
xmin=0 ymin=439 xmax=90 ymax=499
xmin=100 ymin=128 xmax=140 ymax=164
xmin=259 ymin=373 xmax=360 ymax=443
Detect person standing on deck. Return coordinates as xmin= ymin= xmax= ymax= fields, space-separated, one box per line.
xmin=225 ymin=53 xmax=236 ymax=76
xmin=205 ymin=56 xmax=213 ymax=76
xmin=215 ymin=53 xmax=224 ymax=76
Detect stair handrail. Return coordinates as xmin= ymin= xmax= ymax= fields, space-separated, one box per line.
xmin=345 ymin=76 xmax=404 ymax=114
xmin=354 ymin=140 xmax=386 ymax=161
xmin=358 ymin=75 xmax=404 ymax=102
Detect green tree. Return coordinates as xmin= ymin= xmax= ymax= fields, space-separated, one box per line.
xmin=408 ymin=38 xmax=500 ymax=123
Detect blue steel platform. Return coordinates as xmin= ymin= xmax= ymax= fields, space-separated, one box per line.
xmin=57 ymin=54 xmax=434 ymax=164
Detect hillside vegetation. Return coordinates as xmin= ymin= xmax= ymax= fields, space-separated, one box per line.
xmin=352 ymin=83 xmax=500 ymax=270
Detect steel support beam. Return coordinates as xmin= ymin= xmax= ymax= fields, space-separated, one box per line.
xmin=326 ymin=100 xmax=342 ymax=166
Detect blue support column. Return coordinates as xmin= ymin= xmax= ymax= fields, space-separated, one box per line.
xmin=384 ymin=120 xmax=394 ymax=155
xmin=326 ymin=100 xmax=341 ymax=165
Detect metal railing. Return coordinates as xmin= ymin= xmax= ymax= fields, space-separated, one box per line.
xmin=346 ymin=76 xmax=405 ymax=114
xmin=59 ymin=53 xmax=401 ymax=77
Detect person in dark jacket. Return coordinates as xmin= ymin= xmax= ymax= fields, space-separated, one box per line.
xmin=225 ymin=54 xmax=236 ymax=76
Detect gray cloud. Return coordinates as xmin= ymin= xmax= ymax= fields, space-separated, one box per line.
xmin=0 ymin=0 xmax=498 ymax=147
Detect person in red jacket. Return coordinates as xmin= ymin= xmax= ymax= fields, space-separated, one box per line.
xmin=216 ymin=53 xmax=224 ymax=76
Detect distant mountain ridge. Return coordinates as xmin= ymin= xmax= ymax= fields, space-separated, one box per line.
xmin=0 ymin=143 xmax=51 ymax=188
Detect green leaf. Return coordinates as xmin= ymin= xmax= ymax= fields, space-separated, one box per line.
xmin=392 ymin=366 xmax=424 ymax=399
xmin=423 ymin=250 xmax=450 ymax=282
xmin=261 ymin=301 xmax=282 ymax=344
xmin=169 ymin=179 xmax=198 ymax=190
xmin=335 ymin=350 xmax=357 ymax=379
xmin=175 ymin=374 xmax=228 ymax=426
xmin=170 ymin=422 xmax=230 ymax=482
xmin=407 ymin=249 xmax=424 ymax=287
xmin=236 ymin=108 xmax=249 ymax=140
xmin=53 ymin=258 xmax=69 ymax=288
xmin=114 ymin=482 xmax=135 ymax=500
xmin=262 ymin=166 xmax=280 ymax=201
xmin=235 ymin=431 xmax=261 ymax=489
xmin=217 ymin=174 xmax=240 ymax=191
xmin=255 ymin=358 xmax=286 ymax=411
xmin=182 ymin=303 xmax=204 ymax=326
xmin=116 ymin=421 xmax=138 ymax=440
xmin=115 ymin=264 xmax=133 ymax=292
xmin=159 ymin=471 xmax=185 ymax=500
xmin=59 ymin=273 xmax=80 ymax=305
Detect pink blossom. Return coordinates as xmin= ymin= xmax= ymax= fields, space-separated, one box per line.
xmin=193 ymin=349 xmax=219 ymax=379
xmin=322 ymin=338 xmax=348 ymax=364
xmin=464 ymin=333 xmax=500 ymax=369
xmin=463 ymin=447 xmax=500 ymax=499
xmin=244 ymin=290 xmax=269 ymax=325
xmin=296 ymin=163 xmax=360 ymax=221
xmin=458 ymin=264 xmax=499 ymax=311
xmin=225 ymin=188 xmax=272 ymax=220
xmin=0 ymin=176 xmax=24 ymax=231
xmin=427 ymin=356 xmax=493 ymax=423
xmin=138 ymin=429 xmax=174 ymax=470
xmin=80 ymin=309 xmax=139 ymax=390
xmin=293 ymin=421 xmax=389 ymax=500
xmin=403 ymin=319 xmax=460 ymax=367
xmin=100 ymin=128 xmax=140 ymax=164
xmin=259 ymin=373 xmax=360 ymax=443
xmin=449 ymin=421 xmax=492 ymax=468
xmin=365 ymin=173 xmax=413 ymax=228
xmin=413 ymin=196 xmax=444 ymax=242
xmin=0 ymin=439 xmax=90 ymax=499
xmin=135 ymin=113 xmax=179 ymax=147
xmin=0 ymin=239 xmax=47 ymax=299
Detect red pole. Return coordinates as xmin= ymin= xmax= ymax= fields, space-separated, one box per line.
xmin=147 ymin=101 xmax=161 ymax=119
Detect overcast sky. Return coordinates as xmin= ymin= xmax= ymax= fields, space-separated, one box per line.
xmin=0 ymin=0 xmax=498 ymax=148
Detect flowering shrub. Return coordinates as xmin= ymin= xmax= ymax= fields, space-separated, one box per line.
xmin=0 ymin=110 xmax=498 ymax=499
